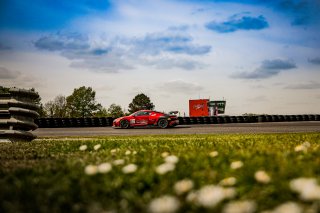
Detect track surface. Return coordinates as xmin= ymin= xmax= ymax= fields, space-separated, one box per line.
xmin=34 ymin=121 xmax=320 ymax=137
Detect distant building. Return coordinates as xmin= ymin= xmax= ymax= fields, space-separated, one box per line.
xmin=189 ymin=99 xmax=226 ymax=117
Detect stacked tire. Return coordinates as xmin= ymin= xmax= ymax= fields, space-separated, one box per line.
xmin=0 ymin=88 xmax=39 ymax=142
xmin=34 ymin=117 xmax=115 ymax=128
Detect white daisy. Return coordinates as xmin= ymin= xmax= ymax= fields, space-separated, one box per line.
xmin=219 ymin=177 xmax=237 ymax=186
xmin=97 ymin=163 xmax=112 ymax=174
xmin=165 ymin=155 xmax=179 ymax=164
xmin=156 ymin=163 xmax=175 ymax=175
xmin=254 ymin=170 xmax=271 ymax=184
xmin=209 ymin=151 xmax=219 ymax=158
xmin=230 ymin=161 xmax=243 ymax=169
xmin=79 ymin=145 xmax=87 ymax=151
xmin=272 ymin=202 xmax=302 ymax=213
xmin=294 ymin=141 xmax=311 ymax=152
xmin=174 ymin=179 xmax=194 ymax=195
xmin=113 ymin=159 xmax=125 ymax=166
xmin=84 ymin=165 xmax=98 ymax=175
xmin=290 ymin=177 xmax=320 ymax=201
xmin=222 ymin=200 xmax=257 ymax=213
xmin=122 ymin=164 xmax=138 ymax=174
xmin=93 ymin=144 xmax=101 ymax=151
xmin=149 ymin=195 xmax=180 ymax=213
xmin=110 ymin=149 xmax=118 ymax=154
xmin=161 ymin=152 xmax=170 ymax=158
xmin=196 ymin=185 xmax=236 ymax=208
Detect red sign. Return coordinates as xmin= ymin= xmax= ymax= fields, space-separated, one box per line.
xmin=189 ymin=99 xmax=209 ymax=117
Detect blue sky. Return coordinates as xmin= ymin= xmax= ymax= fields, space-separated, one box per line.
xmin=1 ymin=0 xmax=320 ymax=115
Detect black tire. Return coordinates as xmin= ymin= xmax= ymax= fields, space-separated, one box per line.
xmin=158 ymin=119 xmax=169 ymax=128
xmin=120 ymin=119 xmax=130 ymax=129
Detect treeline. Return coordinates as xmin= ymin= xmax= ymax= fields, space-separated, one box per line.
xmin=0 ymin=86 xmax=155 ymax=118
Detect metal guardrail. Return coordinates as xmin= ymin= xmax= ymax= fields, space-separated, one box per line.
xmin=0 ymin=88 xmax=39 ymax=142
xmin=34 ymin=114 xmax=320 ymax=128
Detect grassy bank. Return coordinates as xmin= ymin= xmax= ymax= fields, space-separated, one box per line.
xmin=1 ymin=133 xmax=320 ymax=213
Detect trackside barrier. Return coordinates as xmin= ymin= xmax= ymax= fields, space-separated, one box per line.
xmin=34 ymin=114 xmax=320 ymax=128
xmin=0 ymin=88 xmax=39 ymax=142
xmin=34 ymin=117 xmax=115 ymax=128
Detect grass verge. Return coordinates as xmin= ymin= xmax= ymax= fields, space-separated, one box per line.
xmin=1 ymin=133 xmax=320 ymax=213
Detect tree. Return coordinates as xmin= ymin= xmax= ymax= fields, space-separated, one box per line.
xmin=31 ymin=88 xmax=46 ymax=117
xmin=43 ymin=95 xmax=67 ymax=117
xmin=107 ymin=103 xmax=124 ymax=118
xmin=0 ymin=86 xmax=9 ymax=93
xmin=128 ymin=93 xmax=155 ymax=113
xmin=66 ymin=86 xmax=102 ymax=117
xmin=93 ymin=106 xmax=108 ymax=117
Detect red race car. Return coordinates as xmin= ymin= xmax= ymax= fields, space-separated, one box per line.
xmin=112 ymin=110 xmax=179 ymax=129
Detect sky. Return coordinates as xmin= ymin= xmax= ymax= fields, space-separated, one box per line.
xmin=1 ymin=0 xmax=320 ymax=115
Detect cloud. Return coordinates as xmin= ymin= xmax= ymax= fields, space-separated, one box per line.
xmin=69 ymin=53 xmax=134 ymax=73
xmin=203 ymin=0 xmax=320 ymax=26
xmin=0 ymin=67 xmax=20 ymax=79
xmin=246 ymin=95 xmax=268 ymax=103
xmin=260 ymin=59 xmax=297 ymax=70
xmin=0 ymin=66 xmax=42 ymax=89
xmin=142 ymin=57 xmax=204 ymax=70
xmin=231 ymin=59 xmax=297 ymax=79
xmin=206 ymin=14 xmax=269 ymax=33
xmin=285 ymin=81 xmax=320 ymax=89
xmin=34 ymin=32 xmax=128 ymax=72
xmin=34 ymin=32 xmax=90 ymax=51
xmin=308 ymin=57 xmax=320 ymax=65
xmin=34 ymin=29 xmax=210 ymax=72
xmin=158 ymin=80 xmax=204 ymax=94
xmin=0 ymin=43 xmax=11 ymax=50
xmin=275 ymin=0 xmax=318 ymax=26
xmin=131 ymin=32 xmax=211 ymax=55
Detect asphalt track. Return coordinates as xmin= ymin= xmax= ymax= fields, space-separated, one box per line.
xmin=34 ymin=121 xmax=320 ymax=137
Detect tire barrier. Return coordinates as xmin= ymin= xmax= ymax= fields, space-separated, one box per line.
xmin=0 ymin=88 xmax=39 ymax=142
xmin=34 ymin=117 xmax=115 ymax=128
xmin=34 ymin=114 xmax=320 ymax=128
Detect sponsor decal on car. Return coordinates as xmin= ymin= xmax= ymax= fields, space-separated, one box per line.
xmin=137 ymin=119 xmax=148 ymax=125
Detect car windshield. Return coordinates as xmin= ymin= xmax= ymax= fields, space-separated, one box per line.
xmin=131 ymin=111 xmax=150 ymax=116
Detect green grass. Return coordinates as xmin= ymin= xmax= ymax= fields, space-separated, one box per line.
xmin=1 ymin=133 xmax=320 ymax=213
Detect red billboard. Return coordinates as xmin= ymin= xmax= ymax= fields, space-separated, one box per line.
xmin=189 ymin=99 xmax=209 ymax=117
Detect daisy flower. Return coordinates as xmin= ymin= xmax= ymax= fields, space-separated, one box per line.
xmin=122 ymin=164 xmax=138 ymax=174
xmin=174 ymin=179 xmax=194 ymax=195
xmin=230 ymin=161 xmax=243 ymax=169
xmin=254 ymin=170 xmax=271 ymax=184
xmin=149 ymin=195 xmax=180 ymax=213
xmin=84 ymin=165 xmax=98 ymax=175
xmin=79 ymin=145 xmax=87 ymax=151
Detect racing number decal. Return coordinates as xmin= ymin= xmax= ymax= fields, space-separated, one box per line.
xmin=139 ymin=119 xmax=148 ymax=125
xmin=130 ymin=119 xmax=135 ymax=124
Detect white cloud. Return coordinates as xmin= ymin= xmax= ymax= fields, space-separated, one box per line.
xmin=0 ymin=66 xmax=42 ymax=89
xmin=34 ymin=27 xmax=211 ymax=72
xmin=285 ymin=81 xmax=320 ymax=89
xmin=0 ymin=66 xmax=20 ymax=79
xmin=158 ymin=80 xmax=204 ymax=94
xmin=231 ymin=59 xmax=297 ymax=79
xmin=246 ymin=95 xmax=268 ymax=103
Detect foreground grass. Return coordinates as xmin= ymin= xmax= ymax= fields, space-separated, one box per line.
xmin=1 ymin=133 xmax=320 ymax=213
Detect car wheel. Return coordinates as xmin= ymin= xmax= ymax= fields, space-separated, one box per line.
xmin=120 ymin=119 xmax=130 ymax=129
xmin=158 ymin=119 xmax=168 ymax=128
